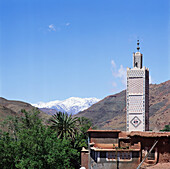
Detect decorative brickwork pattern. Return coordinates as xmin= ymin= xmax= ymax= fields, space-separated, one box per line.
xmin=128 ymin=78 xmax=144 ymax=94
xmin=128 ymin=96 xmax=143 ymax=113
xmin=127 ymin=70 xmax=144 ymax=77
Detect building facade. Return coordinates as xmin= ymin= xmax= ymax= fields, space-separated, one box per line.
xmin=126 ymin=41 xmax=149 ymax=131
xmin=81 ymin=129 xmax=170 ymax=169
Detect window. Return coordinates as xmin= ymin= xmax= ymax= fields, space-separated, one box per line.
xmin=106 ymin=152 xmax=132 ymax=161
xmin=90 ymin=150 xmax=100 ymax=162
xmin=108 ymin=152 xmax=116 ymax=160
xmin=144 ymin=147 xmax=156 ymax=161
xmin=135 ymin=62 xmax=138 ymax=67
xmin=147 ymin=150 xmax=155 ymax=160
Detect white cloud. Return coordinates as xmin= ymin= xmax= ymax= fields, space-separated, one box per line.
xmin=149 ymin=75 xmax=152 ymax=84
xmin=65 ymin=22 xmax=70 ymax=26
xmin=111 ymin=59 xmax=152 ymax=93
xmin=48 ymin=24 xmax=56 ymax=31
xmin=111 ymin=60 xmax=127 ymax=87
xmin=47 ymin=22 xmax=70 ymax=32
xmin=117 ymin=65 xmax=127 ymax=85
xmin=112 ymin=82 xmax=117 ymax=87
xmin=149 ymin=75 xmax=154 ymax=84
xmin=111 ymin=60 xmax=116 ymax=69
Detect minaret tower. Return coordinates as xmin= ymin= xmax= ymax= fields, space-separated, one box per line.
xmin=126 ymin=40 xmax=149 ymax=131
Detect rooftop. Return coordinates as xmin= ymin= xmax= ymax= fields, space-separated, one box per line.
xmin=87 ymin=128 xmax=121 ymax=133
xmin=128 ymin=131 xmax=170 ymax=137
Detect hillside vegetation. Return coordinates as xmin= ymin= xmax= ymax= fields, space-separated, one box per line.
xmin=0 ymin=97 xmax=50 ymax=130
xmin=0 ymin=109 xmax=91 ymax=168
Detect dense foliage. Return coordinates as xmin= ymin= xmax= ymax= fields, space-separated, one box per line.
xmin=0 ymin=109 xmax=92 ymax=169
xmin=50 ymin=112 xmax=78 ymax=139
xmin=160 ymin=125 xmax=170 ymax=131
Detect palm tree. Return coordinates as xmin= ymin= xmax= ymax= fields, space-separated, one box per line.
xmin=50 ymin=112 xmax=78 ymax=139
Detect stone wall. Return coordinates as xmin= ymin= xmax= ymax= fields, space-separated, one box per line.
xmin=81 ymin=151 xmax=89 ymax=169
xmin=89 ymin=132 xmax=119 ymax=144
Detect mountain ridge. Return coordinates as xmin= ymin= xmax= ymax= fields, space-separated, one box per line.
xmin=0 ymin=97 xmax=50 ymax=125
xmin=32 ymin=97 xmax=100 ymax=115
xmin=0 ymin=80 xmax=169 ymax=131
xmin=76 ymin=80 xmax=170 ymax=131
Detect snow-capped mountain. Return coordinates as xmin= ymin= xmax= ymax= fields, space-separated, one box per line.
xmin=32 ymin=97 xmax=100 ymax=115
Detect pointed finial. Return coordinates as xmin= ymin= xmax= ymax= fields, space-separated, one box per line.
xmin=137 ymin=40 xmax=140 ymax=51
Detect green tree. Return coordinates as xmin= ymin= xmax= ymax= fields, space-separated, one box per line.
xmin=74 ymin=117 xmax=92 ymax=148
xmin=50 ymin=112 xmax=78 ymax=139
xmin=160 ymin=124 xmax=170 ymax=131
xmin=77 ymin=117 xmax=92 ymax=136
xmin=0 ymin=109 xmax=79 ymax=169
xmin=73 ymin=117 xmax=93 ymax=168
xmin=0 ymin=132 xmax=17 ymax=169
xmin=50 ymin=114 xmax=93 ymax=168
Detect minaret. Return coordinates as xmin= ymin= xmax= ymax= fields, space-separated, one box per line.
xmin=126 ymin=40 xmax=149 ymax=131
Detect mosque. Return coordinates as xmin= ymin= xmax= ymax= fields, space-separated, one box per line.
xmin=126 ymin=40 xmax=149 ymax=132
xmin=81 ymin=41 xmax=170 ymax=169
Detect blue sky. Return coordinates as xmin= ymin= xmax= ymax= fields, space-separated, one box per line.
xmin=0 ymin=0 xmax=169 ymax=103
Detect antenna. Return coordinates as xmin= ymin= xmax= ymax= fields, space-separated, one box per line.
xmin=137 ymin=40 xmax=140 ymax=51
